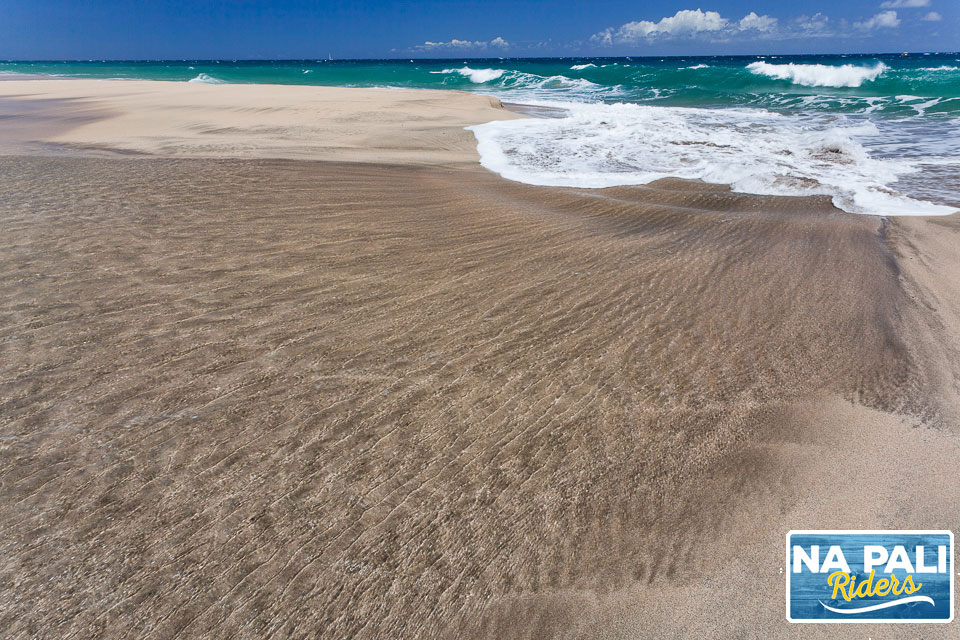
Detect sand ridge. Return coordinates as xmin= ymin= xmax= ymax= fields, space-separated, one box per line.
xmin=0 ymin=79 xmax=521 ymax=163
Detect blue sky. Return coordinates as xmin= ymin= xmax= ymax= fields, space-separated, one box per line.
xmin=1 ymin=1 xmax=956 ymax=59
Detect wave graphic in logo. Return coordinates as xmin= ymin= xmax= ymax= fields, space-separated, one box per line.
xmin=819 ymin=596 xmax=935 ymax=615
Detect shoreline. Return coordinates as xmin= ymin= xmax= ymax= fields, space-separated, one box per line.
xmin=2 ymin=76 xmax=956 ymax=217
xmin=1 ymin=76 xmax=960 ymax=638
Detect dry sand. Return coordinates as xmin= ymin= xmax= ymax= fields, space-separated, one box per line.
xmin=0 ymin=79 xmax=519 ymax=163
xmin=1 ymin=81 xmax=959 ymax=639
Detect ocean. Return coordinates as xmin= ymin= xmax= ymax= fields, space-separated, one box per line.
xmin=3 ymin=54 xmax=959 ymax=215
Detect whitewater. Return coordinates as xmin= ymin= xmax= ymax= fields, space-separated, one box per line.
xmin=468 ymin=101 xmax=953 ymax=216
xmin=2 ymin=53 xmax=958 ymax=215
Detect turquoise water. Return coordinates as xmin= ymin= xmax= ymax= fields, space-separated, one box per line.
xmin=3 ymin=55 xmax=959 ymax=116
xmin=3 ymin=54 xmax=959 ymax=214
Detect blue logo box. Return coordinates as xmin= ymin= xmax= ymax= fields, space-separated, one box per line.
xmin=786 ymin=530 xmax=954 ymax=623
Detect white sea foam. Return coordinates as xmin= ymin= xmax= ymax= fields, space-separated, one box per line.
xmin=511 ymin=74 xmax=616 ymax=100
xmin=895 ymin=95 xmax=943 ymax=115
xmin=430 ymin=66 xmax=614 ymax=100
xmin=530 ymin=75 xmax=602 ymax=90
xmin=570 ymin=64 xmax=596 ymax=70
xmin=436 ymin=67 xmax=505 ymax=83
xmin=746 ymin=62 xmax=888 ymax=88
xmin=188 ymin=73 xmax=226 ymax=84
xmin=468 ymin=101 xmax=956 ymax=216
xmin=686 ymin=64 xmax=710 ymax=70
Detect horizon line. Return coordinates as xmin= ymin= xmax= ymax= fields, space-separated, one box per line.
xmin=3 ymin=50 xmax=958 ymax=64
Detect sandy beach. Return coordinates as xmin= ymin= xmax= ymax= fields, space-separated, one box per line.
xmin=1 ymin=80 xmax=959 ymax=639
xmin=0 ymin=79 xmax=520 ymax=162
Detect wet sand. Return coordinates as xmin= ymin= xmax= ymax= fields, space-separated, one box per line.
xmin=1 ymin=83 xmax=959 ymax=639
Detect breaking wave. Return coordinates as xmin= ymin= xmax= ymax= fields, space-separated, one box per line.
xmin=187 ymin=73 xmax=226 ymax=84
xmin=435 ymin=67 xmax=505 ymax=83
xmin=431 ymin=66 xmax=619 ymax=101
xmin=746 ymin=62 xmax=888 ymax=88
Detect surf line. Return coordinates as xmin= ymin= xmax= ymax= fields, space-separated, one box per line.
xmin=819 ymin=595 xmax=935 ymax=614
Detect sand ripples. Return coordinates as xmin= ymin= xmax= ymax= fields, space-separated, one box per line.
xmin=0 ymin=157 xmax=937 ymax=638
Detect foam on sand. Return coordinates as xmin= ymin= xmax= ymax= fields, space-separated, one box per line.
xmin=746 ymin=61 xmax=888 ymax=88
xmin=468 ymin=101 xmax=957 ymax=216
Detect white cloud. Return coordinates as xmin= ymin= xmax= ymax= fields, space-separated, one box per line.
xmin=418 ymin=39 xmax=484 ymax=50
xmin=739 ymin=12 xmax=778 ymax=31
xmin=855 ymin=11 xmax=900 ymax=29
xmin=880 ymin=0 xmax=929 ymax=8
xmin=590 ymin=9 xmax=825 ymax=45
xmin=922 ymin=11 xmax=942 ymax=21
xmin=794 ymin=13 xmax=830 ymax=32
xmin=592 ymin=31 xmax=614 ymax=46
xmin=415 ymin=37 xmax=509 ymax=51
xmin=592 ymin=9 xmax=728 ymax=44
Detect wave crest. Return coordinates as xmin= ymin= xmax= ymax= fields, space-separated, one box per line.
xmin=437 ymin=67 xmax=505 ymax=83
xmin=746 ymin=62 xmax=888 ymax=88
xmin=188 ymin=73 xmax=226 ymax=84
